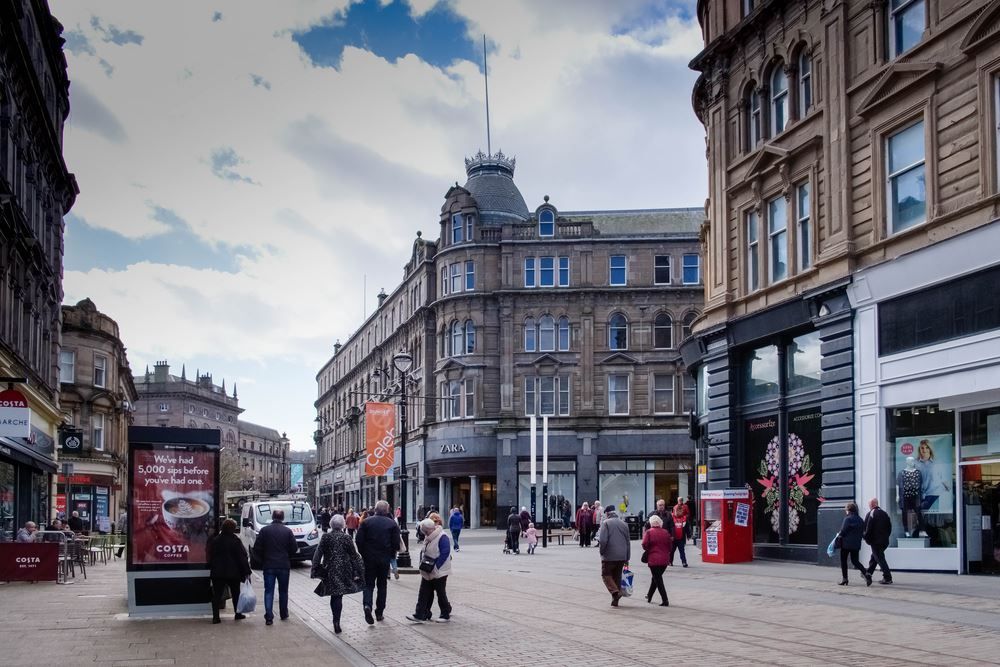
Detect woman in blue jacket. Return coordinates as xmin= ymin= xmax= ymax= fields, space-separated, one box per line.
xmin=838 ymin=502 xmax=872 ymax=586
xmin=448 ymin=507 xmax=464 ymax=551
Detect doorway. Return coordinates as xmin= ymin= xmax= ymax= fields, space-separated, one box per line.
xmin=959 ymin=406 xmax=1000 ymax=575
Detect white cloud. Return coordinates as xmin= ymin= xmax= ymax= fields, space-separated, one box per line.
xmin=53 ymin=0 xmax=707 ymax=452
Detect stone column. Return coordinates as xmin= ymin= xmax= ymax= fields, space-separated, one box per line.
xmin=470 ymin=475 xmax=480 ymax=529
xmin=438 ymin=478 xmax=447 ymax=514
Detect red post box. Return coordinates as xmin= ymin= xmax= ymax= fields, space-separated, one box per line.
xmin=700 ymin=488 xmax=754 ymax=564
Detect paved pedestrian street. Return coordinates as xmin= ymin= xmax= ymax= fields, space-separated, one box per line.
xmin=3 ymin=529 xmax=1000 ymax=666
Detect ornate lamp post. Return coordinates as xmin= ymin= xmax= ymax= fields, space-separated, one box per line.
xmin=392 ymin=351 xmax=413 ymax=567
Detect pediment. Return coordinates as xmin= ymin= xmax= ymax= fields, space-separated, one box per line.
xmin=857 ymin=62 xmax=941 ymax=116
xmin=514 ymin=353 xmax=567 ymax=368
xmin=598 ymin=352 xmax=639 ymax=365
xmin=745 ymin=144 xmax=790 ymax=180
xmin=436 ymin=357 xmax=470 ymax=372
xmin=961 ymin=0 xmax=1000 ymax=53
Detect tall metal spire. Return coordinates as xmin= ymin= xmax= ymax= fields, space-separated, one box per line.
xmin=483 ymin=34 xmax=491 ymax=156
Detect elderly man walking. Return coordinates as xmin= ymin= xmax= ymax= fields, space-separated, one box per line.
xmin=597 ymin=505 xmax=631 ymax=607
xmin=253 ymin=508 xmax=298 ymax=626
xmin=864 ymin=497 xmax=893 ymax=584
xmin=354 ymin=500 xmax=401 ymax=625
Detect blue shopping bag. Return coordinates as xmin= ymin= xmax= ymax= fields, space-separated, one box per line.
xmin=620 ymin=566 xmax=634 ymax=597
xmin=826 ymin=534 xmax=839 ymax=558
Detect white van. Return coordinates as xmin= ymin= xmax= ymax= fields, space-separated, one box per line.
xmin=240 ymin=499 xmax=320 ymax=568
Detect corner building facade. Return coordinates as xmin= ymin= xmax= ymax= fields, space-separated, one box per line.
xmin=317 ymin=152 xmax=704 ymax=527
xmin=686 ymin=0 xmax=1000 ymax=571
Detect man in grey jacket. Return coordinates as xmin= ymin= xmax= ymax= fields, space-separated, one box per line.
xmin=596 ymin=506 xmax=631 ymax=607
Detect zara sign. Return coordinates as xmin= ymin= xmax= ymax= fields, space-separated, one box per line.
xmin=439 ymin=443 xmax=467 ymax=454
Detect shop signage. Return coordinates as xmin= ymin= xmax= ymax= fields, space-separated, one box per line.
xmin=0 ymin=543 xmax=59 ymax=582
xmin=735 ymin=502 xmax=750 ymax=527
xmin=440 ymin=443 xmax=466 ymax=454
xmin=697 ymin=465 xmax=707 ymax=483
xmin=700 ymin=489 xmax=751 ymax=500
xmin=364 ymin=402 xmax=395 ymax=477
xmin=0 ymin=389 xmax=30 ymax=438
xmin=705 ymin=530 xmax=719 ymax=555
xmin=60 ymin=429 xmax=84 ymax=453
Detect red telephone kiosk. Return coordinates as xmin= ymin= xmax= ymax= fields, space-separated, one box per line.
xmin=700 ymin=488 xmax=754 ymax=564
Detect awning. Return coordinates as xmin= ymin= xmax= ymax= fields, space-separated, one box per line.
xmin=0 ymin=437 xmax=57 ymax=473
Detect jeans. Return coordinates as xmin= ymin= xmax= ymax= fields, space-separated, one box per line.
xmin=262 ymin=568 xmax=290 ymax=621
xmin=451 ymin=528 xmax=461 ymax=549
xmin=867 ymin=545 xmax=893 ymax=582
xmin=414 ymin=576 xmax=451 ymax=620
xmin=211 ymin=577 xmax=241 ymax=620
xmin=671 ymin=540 xmax=687 ymax=566
xmin=646 ymin=565 xmax=668 ymax=603
xmin=363 ymin=559 xmax=390 ymax=613
xmin=330 ymin=595 xmax=343 ymax=624
xmin=840 ymin=548 xmax=867 ymax=581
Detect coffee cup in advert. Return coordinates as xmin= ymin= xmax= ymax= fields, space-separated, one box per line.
xmin=162 ymin=496 xmax=210 ymax=530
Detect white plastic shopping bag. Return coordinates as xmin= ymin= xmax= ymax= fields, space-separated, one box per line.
xmin=236 ymin=576 xmax=257 ymax=614
xmin=620 ymin=566 xmax=634 ymax=597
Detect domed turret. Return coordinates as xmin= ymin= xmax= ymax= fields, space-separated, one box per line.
xmin=462 ymin=150 xmax=530 ymax=225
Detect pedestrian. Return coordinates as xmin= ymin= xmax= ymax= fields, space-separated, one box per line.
xmin=406 ymin=518 xmax=453 ymax=623
xmin=354 ymin=500 xmax=401 ymax=625
xmin=448 ymin=507 xmax=463 ymax=551
xmin=645 ymin=499 xmax=676 ymax=540
xmin=311 ymin=514 xmax=365 ymax=634
xmin=345 ymin=508 xmax=359 ymax=537
xmin=252 ymin=508 xmax=298 ymax=625
xmin=207 ymin=518 xmax=252 ymax=624
xmin=68 ymin=510 xmax=84 ymax=533
xmin=506 ymin=507 xmax=521 ymax=554
xmin=576 ymin=502 xmax=593 ymax=547
xmin=15 ymin=521 xmax=38 ymax=543
xmin=519 ymin=506 xmax=531 ymax=535
xmin=640 ymin=514 xmax=672 ymax=606
xmin=526 ymin=522 xmax=538 ymax=554
xmin=591 ymin=501 xmax=602 ymax=545
xmin=596 ymin=505 xmax=631 ymax=607
xmin=863 ymin=497 xmax=893 ymax=585
xmin=319 ymin=507 xmax=332 ymax=533
xmin=837 ymin=502 xmax=872 ymax=586
xmin=670 ymin=501 xmax=689 ymax=567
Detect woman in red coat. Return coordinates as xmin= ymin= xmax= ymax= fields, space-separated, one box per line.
xmin=575 ymin=502 xmax=593 ymax=547
xmin=640 ymin=514 xmax=673 ymax=606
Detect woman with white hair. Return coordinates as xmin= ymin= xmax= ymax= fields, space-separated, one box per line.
xmin=406 ymin=517 xmax=453 ymax=623
xmin=640 ymin=514 xmax=672 ymax=606
xmin=311 ymin=514 xmax=365 ymax=634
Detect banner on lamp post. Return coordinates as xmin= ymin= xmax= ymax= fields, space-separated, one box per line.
xmin=364 ymin=402 xmax=396 ymax=477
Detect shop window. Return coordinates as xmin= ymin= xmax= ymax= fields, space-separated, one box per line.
xmin=742 ymin=344 xmax=779 ymax=403
xmin=886 ymin=405 xmax=956 ymax=548
xmin=786 ymin=331 xmax=822 ymax=394
xmin=886 ymin=120 xmax=926 ymax=234
xmin=517 ymin=459 xmax=576 ymax=523
xmin=598 ymin=457 xmax=693 ymax=518
xmin=0 ymin=460 xmax=15 ymax=540
xmin=889 ymin=0 xmax=925 ymax=57
xmin=654 ymin=313 xmax=673 ymax=349
xmin=881 ymin=264 xmax=1000 ymax=356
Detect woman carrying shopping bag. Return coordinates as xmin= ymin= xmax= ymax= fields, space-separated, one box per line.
xmin=207 ymin=518 xmax=252 ymax=624
xmin=311 ymin=514 xmax=365 ymax=634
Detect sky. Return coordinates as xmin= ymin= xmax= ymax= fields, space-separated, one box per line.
xmin=52 ymin=0 xmax=707 ymax=452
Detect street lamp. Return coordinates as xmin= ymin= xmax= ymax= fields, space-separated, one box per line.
xmin=392 ymin=350 xmax=412 ymax=567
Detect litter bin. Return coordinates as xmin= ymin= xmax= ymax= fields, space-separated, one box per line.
xmin=625 ymin=515 xmax=642 ymax=540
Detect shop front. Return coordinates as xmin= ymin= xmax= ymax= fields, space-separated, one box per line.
xmin=0 ymin=429 xmax=57 ymax=541
xmin=597 ymin=457 xmax=695 ymax=521
xmin=850 ymin=222 xmax=1000 ymax=573
xmin=424 ymin=430 xmax=497 ymax=529
xmin=56 ymin=472 xmax=119 ymax=533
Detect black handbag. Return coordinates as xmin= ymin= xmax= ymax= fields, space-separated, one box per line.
xmin=419 ymin=555 xmax=436 ymax=573
xmin=640 ymin=551 xmax=649 ymax=564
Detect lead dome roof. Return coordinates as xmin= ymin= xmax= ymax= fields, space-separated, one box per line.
xmin=462 ymin=150 xmax=529 ymax=224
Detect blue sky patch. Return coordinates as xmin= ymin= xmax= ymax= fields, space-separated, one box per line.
xmin=294 ymin=0 xmax=478 ymax=71
xmin=64 ymin=206 xmax=257 ymax=273
xmin=612 ymin=1 xmax=696 ymax=42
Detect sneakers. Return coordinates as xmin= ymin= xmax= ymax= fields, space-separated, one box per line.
xmin=880 ymin=579 xmax=893 ymax=585
xmin=394 ymin=572 xmax=400 ymax=580
xmin=434 ymin=616 xmax=451 ymax=623
xmin=405 ymin=614 xmax=428 ymax=623
xmin=364 ymin=606 xmax=375 ymax=625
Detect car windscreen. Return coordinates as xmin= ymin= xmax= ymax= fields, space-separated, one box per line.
xmin=254 ymin=503 xmax=314 ymax=526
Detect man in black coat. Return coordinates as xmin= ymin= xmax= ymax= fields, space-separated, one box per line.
xmin=354 ymin=500 xmax=401 ymax=624
xmin=863 ymin=497 xmax=893 ymax=584
xmin=253 ymin=509 xmax=298 ymax=625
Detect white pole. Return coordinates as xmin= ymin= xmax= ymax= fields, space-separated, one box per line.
xmin=542 ymin=416 xmax=549 ymax=483
xmin=530 ymin=415 xmax=537 ymax=484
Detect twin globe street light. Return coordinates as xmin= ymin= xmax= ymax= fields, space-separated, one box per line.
xmin=391 ymin=350 xmax=413 ymax=567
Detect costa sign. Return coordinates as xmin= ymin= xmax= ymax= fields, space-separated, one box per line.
xmin=0 ymin=389 xmax=30 ymax=438
xmin=364 ymin=402 xmax=396 ymax=477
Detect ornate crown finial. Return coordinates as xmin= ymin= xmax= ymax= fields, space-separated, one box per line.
xmin=464 ymin=149 xmax=516 ymax=176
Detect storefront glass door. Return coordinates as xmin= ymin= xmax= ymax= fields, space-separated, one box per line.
xmin=959 ymin=406 xmax=1000 ymax=574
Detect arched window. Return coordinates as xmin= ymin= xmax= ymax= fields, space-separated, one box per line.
xmin=771 ymin=63 xmax=789 ymax=135
xmin=746 ymin=86 xmax=762 ymax=150
xmin=681 ymin=312 xmax=698 ymax=342
xmin=608 ymin=313 xmax=628 ymax=351
xmin=451 ymin=320 xmax=462 ymax=356
xmin=558 ymin=316 xmax=570 ymax=351
xmin=538 ymin=315 xmax=555 ymax=352
xmin=524 ymin=317 xmax=536 ymax=352
xmin=798 ymin=50 xmax=812 ymax=117
xmin=654 ymin=313 xmax=673 ymax=349
xmin=464 ymin=320 xmax=476 ymax=354
xmin=538 ymin=209 xmax=555 ymax=237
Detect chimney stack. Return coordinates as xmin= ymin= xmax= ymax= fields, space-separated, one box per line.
xmin=153 ymin=360 xmax=169 ymax=383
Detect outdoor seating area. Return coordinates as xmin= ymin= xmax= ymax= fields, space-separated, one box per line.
xmin=1 ymin=531 xmax=127 ymax=584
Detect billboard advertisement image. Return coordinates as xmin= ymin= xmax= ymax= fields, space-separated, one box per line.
xmin=364 ymin=402 xmax=395 ymax=476
xmin=290 ymin=463 xmax=304 ymax=493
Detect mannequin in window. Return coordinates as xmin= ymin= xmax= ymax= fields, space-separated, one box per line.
xmin=896 ymin=456 xmax=923 ymax=537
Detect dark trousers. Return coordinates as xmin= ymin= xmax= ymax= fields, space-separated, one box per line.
xmin=671 ymin=540 xmax=688 ymax=565
xmin=840 ymin=548 xmax=867 ymax=581
xmin=646 ymin=565 xmax=668 ymax=603
xmin=451 ymin=528 xmax=461 ymax=549
xmin=507 ymin=530 xmax=519 ymax=553
xmin=579 ymin=528 xmax=591 ymax=547
xmin=601 ymin=560 xmax=625 ymax=596
xmin=329 ymin=595 xmax=343 ymax=624
xmin=414 ymin=575 xmax=451 ymax=620
xmin=262 ymin=568 xmax=290 ymax=621
xmin=211 ymin=577 xmax=241 ymax=620
xmin=867 ymin=545 xmax=893 ymax=582
xmin=363 ymin=560 xmax=389 ymax=613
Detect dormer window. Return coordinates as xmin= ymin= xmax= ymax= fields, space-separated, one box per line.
xmin=539 ymin=209 xmax=555 ymax=237
xmin=451 ymin=214 xmax=464 ymax=243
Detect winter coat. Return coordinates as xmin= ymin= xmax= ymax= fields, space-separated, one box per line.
xmin=839 ymin=513 xmax=865 ymax=551
xmin=419 ymin=525 xmax=452 ymax=580
xmin=864 ymin=507 xmax=892 ymax=549
xmin=641 ymin=526 xmax=673 ymax=567
xmin=311 ymin=530 xmax=365 ymax=596
xmin=507 ymin=512 xmax=521 ymax=533
xmin=576 ymin=509 xmax=593 ymax=532
xmin=253 ymin=521 xmax=298 ymax=569
xmin=354 ymin=513 xmax=401 ymax=565
xmin=519 ymin=510 xmax=531 ymax=532
xmin=526 ymin=527 xmax=538 ymax=545
xmin=597 ymin=514 xmax=631 ymax=562
xmin=449 ymin=511 xmax=464 ymax=531
xmin=207 ymin=532 xmax=251 ymax=580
